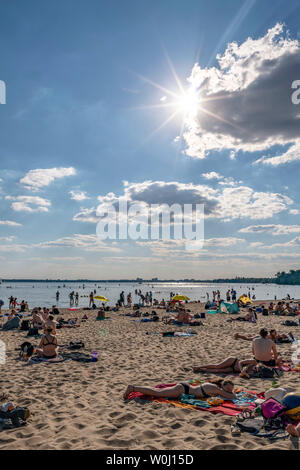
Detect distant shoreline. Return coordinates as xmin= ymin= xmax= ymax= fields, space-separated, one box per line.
xmin=1 ymin=278 xmax=299 ymax=285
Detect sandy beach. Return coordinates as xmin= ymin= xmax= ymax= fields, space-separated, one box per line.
xmin=0 ymin=301 xmax=299 ymax=451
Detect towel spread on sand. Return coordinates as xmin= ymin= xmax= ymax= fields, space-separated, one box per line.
xmin=279 ymin=362 xmax=300 ymax=373
xmin=127 ymin=383 xmax=263 ymax=416
xmin=29 ymin=356 xmax=67 ymax=364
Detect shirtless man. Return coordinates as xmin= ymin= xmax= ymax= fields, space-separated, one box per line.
xmin=252 ymin=328 xmax=282 ymax=366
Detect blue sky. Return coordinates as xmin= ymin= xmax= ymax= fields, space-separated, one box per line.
xmin=0 ymin=0 xmax=300 ymax=279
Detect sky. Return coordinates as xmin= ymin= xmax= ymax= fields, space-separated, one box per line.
xmin=0 ymin=0 xmax=300 ymax=279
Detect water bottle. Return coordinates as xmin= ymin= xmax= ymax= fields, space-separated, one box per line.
xmin=91 ymin=351 xmax=98 ymax=362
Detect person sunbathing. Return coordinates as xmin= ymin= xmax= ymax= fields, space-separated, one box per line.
xmin=286 ymin=422 xmax=300 ymax=438
xmin=193 ymin=356 xmax=257 ymax=376
xmin=235 ymin=329 xmax=294 ymax=344
xmin=36 ymin=327 xmax=58 ymax=359
xmin=252 ymin=328 xmax=282 ymax=367
xmin=124 ymin=377 xmax=237 ymax=400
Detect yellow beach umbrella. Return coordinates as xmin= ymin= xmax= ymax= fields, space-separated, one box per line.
xmin=172 ymin=295 xmax=190 ymax=301
xmin=94 ymin=296 xmax=109 ymax=302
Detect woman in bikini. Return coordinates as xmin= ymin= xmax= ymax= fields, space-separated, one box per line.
xmin=193 ymin=356 xmax=257 ymax=376
xmin=36 ymin=327 xmax=58 ymax=359
xmin=124 ymin=378 xmax=237 ymax=400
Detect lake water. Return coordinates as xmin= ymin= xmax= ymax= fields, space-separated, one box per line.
xmin=1 ymin=281 xmax=300 ymax=309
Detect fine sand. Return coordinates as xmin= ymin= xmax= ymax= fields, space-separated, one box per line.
xmin=0 ymin=302 xmax=299 ymax=450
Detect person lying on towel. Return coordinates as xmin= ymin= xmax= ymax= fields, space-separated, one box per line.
xmin=124 ymin=377 xmax=237 ymax=401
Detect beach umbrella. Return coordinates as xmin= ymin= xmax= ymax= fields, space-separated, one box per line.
xmin=172 ymin=295 xmax=190 ymax=301
xmin=94 ymin=296 xmax=109 ymax=302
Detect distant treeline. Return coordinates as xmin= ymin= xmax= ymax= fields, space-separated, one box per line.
xmin=208 ymin=270 xmax=300 ymax=285
xmin=2 ymin=270 xmax=300 ymax=285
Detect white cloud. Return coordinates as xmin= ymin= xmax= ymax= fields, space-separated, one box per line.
xmin=181 ymin=24 xmax=300 ymax=162
xmin=254 ymin=142 xmax=300 ymax=166
xmin=69 ymin=190 xmax=90 ymax=201
xmin=119 ymin=180 xmax=292 ymax=220
xmin=36 ymin=234 xmax=122 ymax=253
xmin=6 ymin=195 xmax=51 ymax=213
xmin=239 ymin=224 xmax=300 ymax=236
xmin=202 ymin=171 xmax=223 ymax=180
xmin=0 ymin=220 xmax=22 ymax=227
xmin=0 ymin=244 xmax=27 ymax=252
xmin=0 ymin=236 xmax=15 ymax=242
xmin=20 ymin=167 xmax=76 ymax=190
xmin=289 ymin=209 xmax=300 ymax=215
xmin=73 ymin=207 xmax=99 ymax=223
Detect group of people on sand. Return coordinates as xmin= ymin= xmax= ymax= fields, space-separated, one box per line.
xmin=7 ymin=296 xmax=28 ymax=311
xmin=123 ymin=323 xmax=300 ymax=439
xmin=124 ymin=327 xmax=288 ymax=400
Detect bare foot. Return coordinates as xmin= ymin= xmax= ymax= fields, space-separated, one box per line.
xmin=286 ymin=424 xmax=300 ymax=437
xmin=123 ymin=385 xmax=134 ymax=400
xmin=193 ymin=366 xmax=205 ymax=373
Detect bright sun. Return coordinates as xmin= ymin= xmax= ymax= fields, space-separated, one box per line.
xmin=177 ymin=90 xmax=199 ymax=117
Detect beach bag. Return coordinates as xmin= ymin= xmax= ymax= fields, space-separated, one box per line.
xmin=20 ymin=342 xmax=34 ymax=358
xmin=261 ymin=398 xmax=286 ymax=419
xmin=257 ymin=365 xmax=281 ymax=379
xmin=20 ymin=320 xmax=30 ymax=331
xmin=200 ymin=312 xmax=206 ymax=319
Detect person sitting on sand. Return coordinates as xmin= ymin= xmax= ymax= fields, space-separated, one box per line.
xmin=36 ymin=327 xmax=58 ymax=359
xmin=176 ymin=309 xmax=192 ymax=324
xmin=42 ymin=308 xmax=50 ymax=322
xmin=193 ymin=357 xmax=257 ymax=376
xmin=252 ymin=328 xmax=282 ymax=367
xmin=286 ymin=422 xmax=300 ymax=438
xmin=124 ymin=377 xmax=237 ymax=401
xmin=7 ymin=309 xmax=16 ymax=321
xmin=32 ymin=310 xmax=44 ymax=329
xmin=43 ymin=315 xmax=57 ymax=335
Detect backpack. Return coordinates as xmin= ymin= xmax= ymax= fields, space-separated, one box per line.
xmin=27 ymin=327 xmax=39 ymax=337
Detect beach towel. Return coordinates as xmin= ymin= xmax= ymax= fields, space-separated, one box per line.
xmin=29 ymin=355 xmax=67 ymax=364
xmin=127 ymin=383 xmax=263 ymax=417
xmin=2 ymin=317 xmax=20 ymax=331
xmin=279 ymin=362 xmax=300 ymax=373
